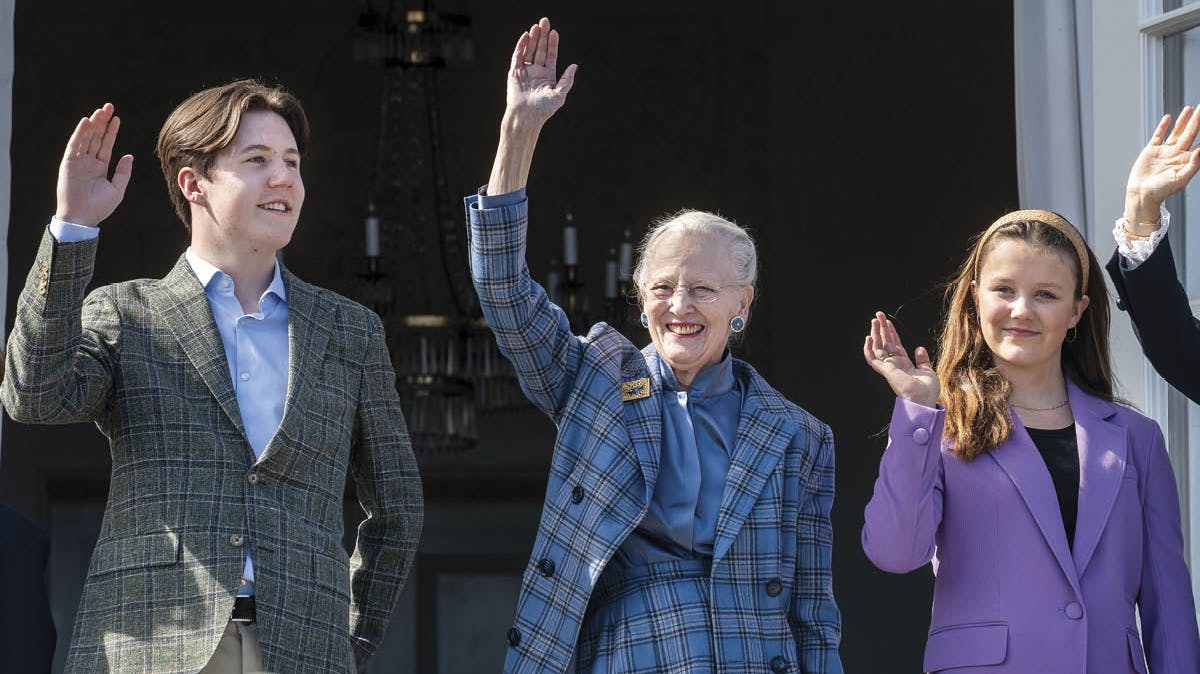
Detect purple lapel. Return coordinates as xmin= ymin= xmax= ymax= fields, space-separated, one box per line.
xmin=1066 ymin=380 xmax=1128 ymax=578
xmin=987 ymin=410 xmax=1082 ymax=597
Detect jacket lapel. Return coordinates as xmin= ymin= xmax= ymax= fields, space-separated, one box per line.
xmin=1067 ymin=380 xmax=1128 ymax=577
xmin=988 ymin=412 xmax=1081 ymax=596
xmin=148 ymin=255 xmax=248 ymax=442
xmin=626 ymin=345 xmax=665 ymax=495
xmin=711 ymin=364 xmax=792 ymax=564
xmin=257 ymin=269 xmax=333 ymax=464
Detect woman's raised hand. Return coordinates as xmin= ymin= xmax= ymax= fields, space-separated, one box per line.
xmin=863 ymin=311 xmax=940 ymax=408
xmin=505 ymin=17 xmax=578 ymax=126
xmin=55 ymin=103 xmax=134 ymax=228
xmin=1125 ymin=105 xmax=1200 ymax=229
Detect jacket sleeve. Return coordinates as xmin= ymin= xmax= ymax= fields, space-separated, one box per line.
xmin=861 ymin=397 xmax=945 ymax=573
xmin=466 ymin=193 xmax=584 ymax=421
xmin=1106 ymin=238 xmax=1200 ymax=403
xmin=792 ymin=423 xmax=844 ymax=674
xmin=347 ymin=310 xmax=423 ymax=666
xmin=1136 ymin=421 xmax=1200 ymax=672
xmin=1 ymin=229 xmax=117 ymax=424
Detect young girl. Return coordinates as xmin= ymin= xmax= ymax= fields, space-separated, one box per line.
xmin=862 ymin=210 xmax=1199 ymax=673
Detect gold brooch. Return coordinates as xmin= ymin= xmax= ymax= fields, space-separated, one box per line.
xmin=620 ymin=377 xmax=651 ymax=402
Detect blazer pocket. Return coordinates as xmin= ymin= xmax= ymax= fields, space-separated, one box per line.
xmin=1127 ymin=630 xmax=1148 ymax=674
xmin=89 ymin=530 xmax=180 ymax=576
xmin=923 ymin=621 xmax=1008 ymax=672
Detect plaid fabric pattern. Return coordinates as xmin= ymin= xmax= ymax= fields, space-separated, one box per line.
xmin=467 ymin=196 xmax=842 ymax=674
xmin=1 ymin=230 xmax=423 ymax=674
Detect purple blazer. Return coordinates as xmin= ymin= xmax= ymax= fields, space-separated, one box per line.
xmin=862 ymin=381 xmax=1200 ymax=673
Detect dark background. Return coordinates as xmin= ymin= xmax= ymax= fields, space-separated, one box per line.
xmin=1 ymin=1 xmax=1017 ymax=671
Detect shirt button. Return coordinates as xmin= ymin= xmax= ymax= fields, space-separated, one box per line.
xmin=506 ymin=626 xmax=521 ymax=647
xmin=247 ymin=472 xmax=259 ymax=485
xmin=570 ymin=485 xmax=585 ymax=504
xmin=912 ymin=427 xmax=931 ymax=445
xmin=221 ymin=279 xmax=231 ymax=289
xmin=229 ymin=534 xmax=244 ymax=548
xmin=1064 ymin=601 xmax=1083 ymax=620
xmin=770 ymin=655 xmax=788 ymax=673
xmin=765 ymin=578 xmax=783 ymax=597
xmin=240 ymin=372 xmax=250 ymax=381
xmin=537 ymin=558 xmax=555 ymax=577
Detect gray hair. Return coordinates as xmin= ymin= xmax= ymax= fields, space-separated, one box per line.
xmin=632 ymin=209 xmax=758 ymax=292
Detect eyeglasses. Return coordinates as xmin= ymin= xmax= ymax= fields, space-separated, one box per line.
xmin=645 ymin=282 xmax=740 ymax=303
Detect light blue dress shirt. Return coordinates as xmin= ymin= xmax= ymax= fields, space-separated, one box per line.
xmin=50 ymin=218 xmax=289 ymax=596
xmin=614 ymin=351 xmax=742 ymax=566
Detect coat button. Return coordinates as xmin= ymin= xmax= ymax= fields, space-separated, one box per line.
xmin=537 ymin=558 xmax=556 ymax=577
xmin=506 ymin=626 xmax=521 ymax=647
xmin=765 ymin=578 xmax=783 ymax=596
xmin=229 ymin=534 xmax=244 ymax=548
xmin=1115 ymin=297 xmax=1125 ymax=311
xmin=246 ymin=472 xmax=259 ymax=485
xmin=571 ymin=485 xmax=585 ymax=504
xmin=1064 ymin=601 xmax=1083 ymax=620
xmin=770 ymin=655 xmax=788 ymax=673
xmin=912 ymin=427 xmax=930 ymax=445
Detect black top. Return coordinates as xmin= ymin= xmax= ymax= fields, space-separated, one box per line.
xmin=1026 ymin=425 xmax=1080 ymax=551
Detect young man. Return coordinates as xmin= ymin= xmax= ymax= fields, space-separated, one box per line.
xmin=1 ymin=80 xmax=422 ymax=673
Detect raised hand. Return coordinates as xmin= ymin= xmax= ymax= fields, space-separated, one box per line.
xmin=505 ymin=17 xmax=578 ymax=126
xmin=1124 ymin=105 xmax=1200 ymax=230
xmin=863 ymin=311 xmax=940 ymax=408
xmin=55 ymin=103 xmax=134 ymax=227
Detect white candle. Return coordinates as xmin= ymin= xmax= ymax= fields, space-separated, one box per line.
xmin=563 ymin=212 xmax=578 ymax=266
xmin=546 ymin=262 xmax=562 ymax=305
xmin=605 ymin=258 xmax=618 ymax=299
xmin=618 ymin=239 xmax=633 ymax=280
xmin=365 ymin=202 xmax=381 ymax=258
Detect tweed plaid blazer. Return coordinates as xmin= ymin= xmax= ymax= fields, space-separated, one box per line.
xmin=1 ymin=230 xmax=423 ymax=674
xmin=466 ymin=196 xmax=843 ymax=674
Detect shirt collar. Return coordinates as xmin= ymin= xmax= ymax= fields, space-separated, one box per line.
xmin=185 ymin=248 xmax=288 ymax=304
xmin=658 ymin=349 xmax=735 ymax=399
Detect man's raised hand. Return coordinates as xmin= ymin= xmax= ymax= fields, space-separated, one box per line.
xmin=55 ymin=103 xmax=134 ymax=227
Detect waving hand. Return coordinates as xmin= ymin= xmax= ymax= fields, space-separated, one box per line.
xmin=863 ymin=311 xmax=940 ymax=408
xmin=55 ymin=103 xmax=134 ymax=227
xmin=1125 ymin=106 xmax=1200 ymax=229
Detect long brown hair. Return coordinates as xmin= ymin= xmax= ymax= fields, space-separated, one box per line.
xmin=936 ymin=215 xmax=1115 ymax=460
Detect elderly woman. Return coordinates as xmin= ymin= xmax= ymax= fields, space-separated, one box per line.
xmin=466 ymin=17 xmax=842 ymax=674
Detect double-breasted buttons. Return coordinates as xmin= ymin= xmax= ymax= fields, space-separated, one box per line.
xmin=229 ymin=534 xmax=245 ymax=548
xmin=765 ymin=578 xmax=783 ymax=597
xmin=1064 ymin=601 xmax=1083 ymax=620
xmin=246 ymin=472 xmax=260 ymax=485
xmin=506 ymin=627 xmax=521 ymax=646
xmin=770 ymin=655 xmax=788 ymax=673
xmin=537 ymin=558 xmax=556 ymax=577
xmin=571 ymin=485 xmax=585 ymax=504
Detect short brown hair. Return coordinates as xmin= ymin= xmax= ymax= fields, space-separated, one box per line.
xmin=155 ymin=79 xmax=310 ymax=230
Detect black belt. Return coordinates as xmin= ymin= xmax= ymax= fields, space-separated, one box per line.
xmin=231 ymin=595 xmax=256 ymax=623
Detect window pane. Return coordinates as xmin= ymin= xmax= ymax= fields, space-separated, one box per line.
xmin=1166 ymin=27 xmax=1200 ymax=294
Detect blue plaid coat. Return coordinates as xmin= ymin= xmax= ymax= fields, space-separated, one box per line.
xmin=466 ymin=195 xmax=842 ymax=674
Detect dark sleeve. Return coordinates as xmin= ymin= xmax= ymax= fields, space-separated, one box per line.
xmin=1106 ymin=237 xmax=1200 ymax=403
xmin=0 ymin=505 xmax=56 ymax=673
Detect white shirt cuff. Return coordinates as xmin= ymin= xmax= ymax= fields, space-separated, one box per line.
xmin=48 ymin=216 xmax=100 ymax=243
xmin=1113 ymin=204 xmax=1170 ymax=269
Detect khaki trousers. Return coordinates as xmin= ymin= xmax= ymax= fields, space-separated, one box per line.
xmin=198 ymin=620 xmax=268 ymax=674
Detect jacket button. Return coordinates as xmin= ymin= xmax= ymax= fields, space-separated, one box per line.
xmin=246 ymin=472 xmax=260 ymax=485
xmin=571 ymin=485 xmax=585 ymax=504
xmin=229 ymin=534 xmax=244 ymax=548
xmin=506 ymin=626 xmax=521 ymax=647
xmin=1064 ymin=601 xmax=1083 ymax=620
xmin=912 ymin=427 xmax=930 ymax=445
xmin=537 ymin=558 xmax=556 ymax=577
xmin=770 ymin=655 xmax=788 ymax=673
xmin=765 ymin=578 xmax=783 ymax=597
xmin=1115 ymin=297 xmax=1125 ymax=311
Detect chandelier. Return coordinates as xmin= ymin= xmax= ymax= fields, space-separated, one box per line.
xmin=353 ymin=2 xmax=526 ymax=455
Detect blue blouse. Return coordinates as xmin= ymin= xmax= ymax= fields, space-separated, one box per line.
xmin=613 ymin=351 xmax=744 ymax=566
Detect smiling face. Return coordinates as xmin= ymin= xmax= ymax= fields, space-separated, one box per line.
xmin=640 ymin=229 xmax=754 ymax=387
xmin=973 ymin=238 xmax=1089 ymax=376
xmin=183 ymin=110 xmax=304 ymax=255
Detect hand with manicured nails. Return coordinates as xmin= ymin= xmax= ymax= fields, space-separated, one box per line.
xmin=54 ymin=103 xmax=133 ymax=228
xmin=1124 ymin=105 xmax=1200 ymax=232
xmin=863 ymin=311 xmax=940 ymax=408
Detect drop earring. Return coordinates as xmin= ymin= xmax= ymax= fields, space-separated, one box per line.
xmin=730 ymin=315 xmax=746 ymax=333
xmin=640 ymin=312 xmax=650 ymax=328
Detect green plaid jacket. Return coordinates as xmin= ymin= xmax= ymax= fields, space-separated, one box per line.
xmin=2 ymin=231 xmax=423 ymax=674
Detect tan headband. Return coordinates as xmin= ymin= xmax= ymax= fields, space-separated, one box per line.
xmin=975 ymin=209 xmax=1089 ymax=295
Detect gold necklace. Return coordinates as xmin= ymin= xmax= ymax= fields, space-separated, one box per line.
xmin=1011 ymin=400 xmax=1069 ymax=412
